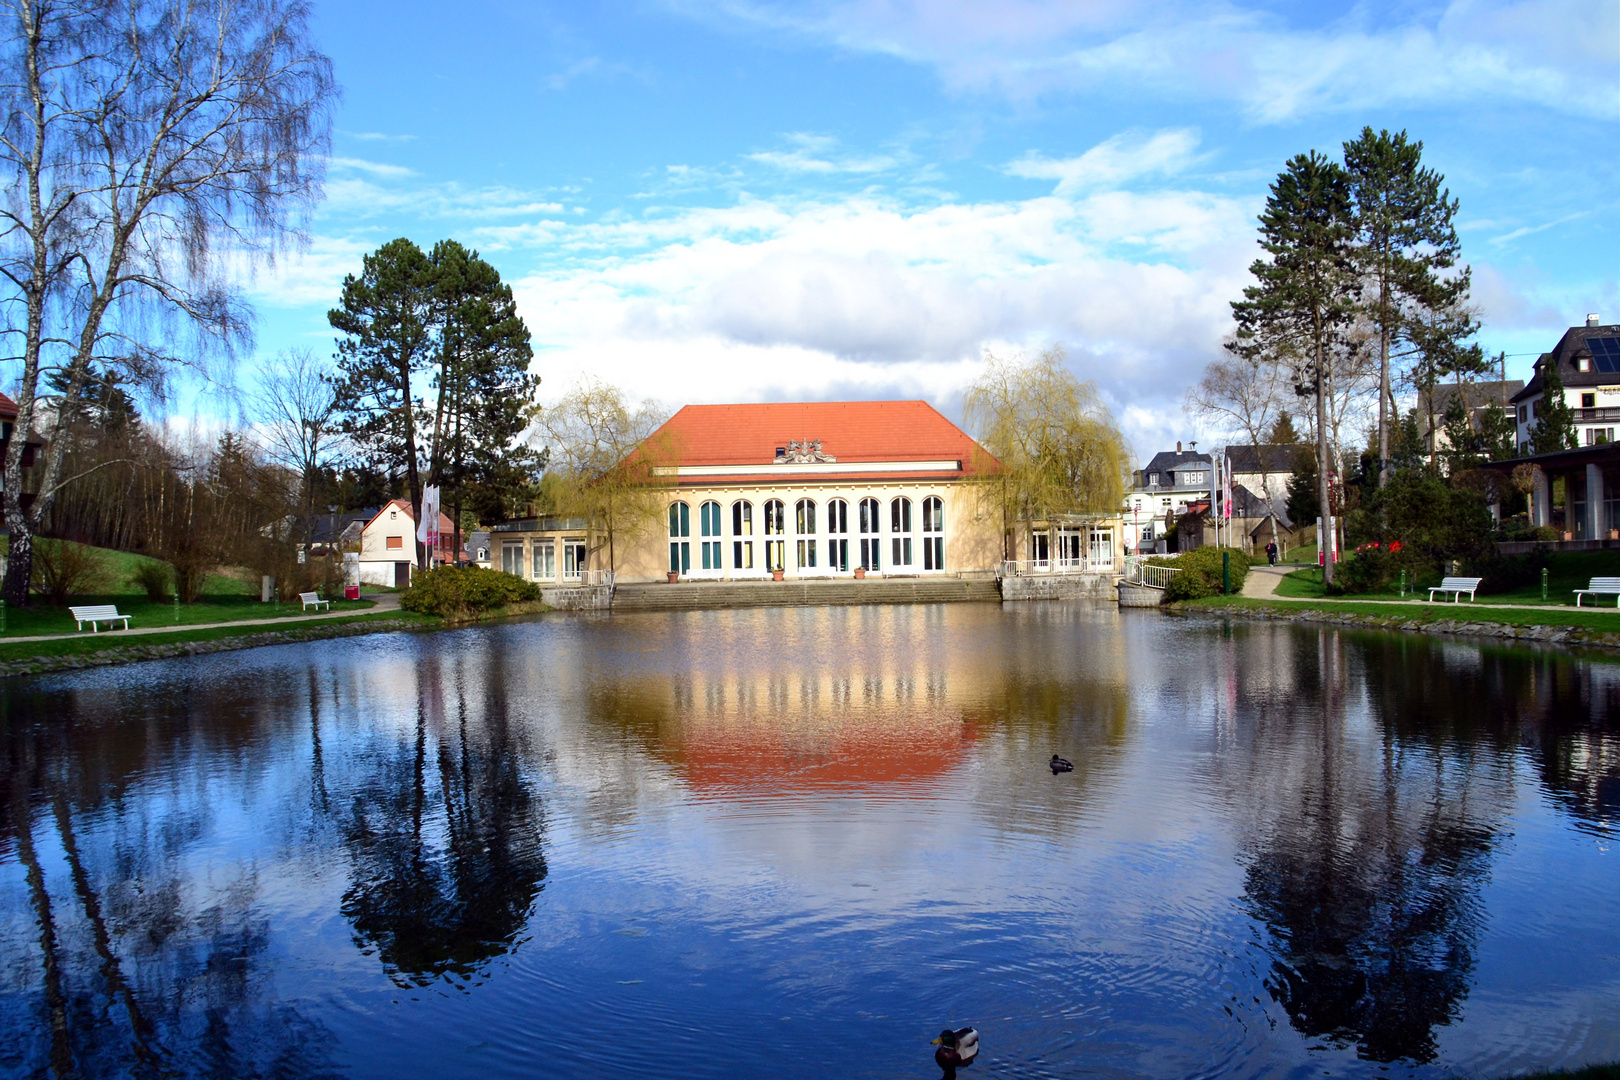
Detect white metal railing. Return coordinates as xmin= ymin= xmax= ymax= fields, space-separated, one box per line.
xmin=1122 ymin=555 xmax=1181 ymax=590
xmin=559 ymin=569 xmax=615 ymax=587
xmin=1000 ymin=557 xmax=1124 ymax=578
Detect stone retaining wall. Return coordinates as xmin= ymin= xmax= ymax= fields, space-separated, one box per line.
xmin=999 ymin=574 xmax=1118 ymax=602
xmin=541 ymin=584 xmax=614 ymax=611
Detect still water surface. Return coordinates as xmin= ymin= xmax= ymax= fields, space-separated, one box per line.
xmin=1 ymin=603 xmax=1617 ymax=1079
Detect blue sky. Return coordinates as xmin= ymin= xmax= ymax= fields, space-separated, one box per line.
xmin=246 ymin=0 xmax=1620 ymax=456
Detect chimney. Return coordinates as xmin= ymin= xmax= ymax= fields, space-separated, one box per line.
xmin=1588 ymin=314 xmax=1602 ymax=328
xmin=1177 ymin=441 xmax=1182 ymax=452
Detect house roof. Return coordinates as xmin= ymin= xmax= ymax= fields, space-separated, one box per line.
xmin=308 ymin=509 xmax=378 ymax=544
xmin=366 ymin=499 xmax=454 ymax=534
xmin=1420 ymin=380 xmax=1524 ymax=416
xmin=1224 ymin=444 xmax=1304 ymax=475
xmin=639 ymin=400 xmax=997 ymax=483
xmin=0 ymin=392 xmax=16 ymax=422
xmin=1140 ymin=449 xmax=1212 ymax=475
xmin=1511 ymin=323 xmax=1620 ymax=403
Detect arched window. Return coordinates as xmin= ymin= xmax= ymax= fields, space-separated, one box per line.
xmin=922 ymin=496 xmax=944 ymax=571
xmin=732 ymin=500 xmax=754 ymax=571
xmin=763 ymin=499 xmax=786 ymax=573
xmin=795 ymin=499 xmax=818 ymax=569
xmin=858 ymin=497 xmax=882 ymax=571
xmin=826 ymin=498 xmax=849 ymax=572
xmin=890 ymin=497 xmax=913 ymax=569
xmin=699 ymin=500 xmax=723 ymax=571
xmin=668 ymin=501 xmax=690 ymax=574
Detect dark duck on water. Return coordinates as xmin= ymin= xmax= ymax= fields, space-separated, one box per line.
xmin=932 ymin=1027 xmax=979 ymax=1078
xmin=1049 ymin=754 xmax=1073 ymax=773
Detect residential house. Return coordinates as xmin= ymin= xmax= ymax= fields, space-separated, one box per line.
xmin=357 ymin=499 xmax=456 ymax=587
xmin=464 ymin=529 xmax=492 ymax=567
xmin=1175 ymin=482 xmax=1295 ymax=555
xmin=485 ymin=401 xmax=1112 ymax=586
xmin=1418 ymin=379 xmax=1524 ymax=452
xmin=1123 ymin=444 xmax=1212 ymax=553
xmin=1512 ymin=315 xmax=1620 ymax=454
xmin=303 ymin=508 xmax=376 ymax=559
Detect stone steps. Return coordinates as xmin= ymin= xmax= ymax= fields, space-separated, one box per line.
xmin=611 ymin=577 xmax=1003 ymax=612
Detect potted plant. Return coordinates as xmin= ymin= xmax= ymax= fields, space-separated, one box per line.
xmin=772 ymin=568 xmax=785 ymax=581
xmin=667 ymin=571 xmax=679 ymax=584
xmin=854 ymin=567 xmax=866 ymax=579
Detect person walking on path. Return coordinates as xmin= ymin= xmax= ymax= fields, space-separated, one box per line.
xmin=1265 ymin=541 xmax=1278 ymax=566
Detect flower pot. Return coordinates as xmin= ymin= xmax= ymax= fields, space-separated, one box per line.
xmin=667 ymin=572 xmax=679 ymax=584
xmin=1563 ymin=531 xmax=1574 ymax=541
xmin=772 ymin=569 xmax=785 ymax=581
xmin=853 ymin=567 xmax=866 ymax=579
xmin=1610 ymin=529 xmax=1618 ymax=540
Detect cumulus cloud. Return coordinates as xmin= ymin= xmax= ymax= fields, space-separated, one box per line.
xmin=1008 ymin=129 xmax=1201 ymax=196
xmin=667 ymin=0 xmax=1618 ymax=121
xmin=748 ymin=132 xmax=901 ymax=174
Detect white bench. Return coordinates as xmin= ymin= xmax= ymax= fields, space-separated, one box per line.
xmin=1428 ymin=576 xmax=1483 ymax=602
xmin=69 ymin=604 xmax=130 ymax=632
xmin=1574 ymin=577 xmax=1620 ymax=607
xmin=298 ymin=591 xmax=331 ymax=611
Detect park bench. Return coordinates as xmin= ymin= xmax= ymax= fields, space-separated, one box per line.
xmin=1428 ymin=576 xmax=1483 ymax=603
xmin=69 ymin=604 xmax=130 ymax=632
xmin=1574 ymin=577 xmax=1620 ymax=607
xmin=298 ymin=591 xmax=331 ymax=611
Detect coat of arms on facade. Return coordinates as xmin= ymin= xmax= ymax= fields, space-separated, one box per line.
xmin=774 ymin=438 xmax=837 ymax=464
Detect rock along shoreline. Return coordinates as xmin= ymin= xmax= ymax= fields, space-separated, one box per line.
xmin=1180 ymin=600 xmax=1620 ymax=654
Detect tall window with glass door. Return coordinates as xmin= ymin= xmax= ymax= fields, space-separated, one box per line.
xmin=732 ymin=501 xmax=754 ymax=570
xmin=858 ymin=497 xmax=881 ymax=571
xmin=921 ymin=496 xmax=944 ymax=570
xmin=699 ymin=501 xmax=723 ymax=571
xmin=501 ymin=542 xmax=524 ymax=576
xmin=532 ymin=540 xmax=556 ymax=580
xmin=890 ymin=497 xmax=913 ymax=568
xmin=668 ymin=501 xmax=691 ymax=574
xmin=564 ymin=539 xmax=587 ymax=580
xmin=826 ymin=499 xmax=849 ymax=572
xmin=763 ymin=499 xmax=786 ymax=572
xmin=795 ymin=499 xmax=818 ymax=569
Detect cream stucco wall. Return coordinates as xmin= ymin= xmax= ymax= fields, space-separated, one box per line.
xmin=358 ymin=505 xmax=416 ymax=575
xmin=490 ymin=480 xmax=1004 ymax=585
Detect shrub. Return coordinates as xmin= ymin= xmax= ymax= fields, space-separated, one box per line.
xmin=131 ymin=560 xmax=174 ymax=600
xmin=31 ymin=539 xmax=111 ymax=605
xmin=1152 ymin=546 xmax=1249 ymax=601
xmin=399 ymin=566 xmax=541 ymax=619
xmin=1328 ymin=547 xmax=1405 ymax=595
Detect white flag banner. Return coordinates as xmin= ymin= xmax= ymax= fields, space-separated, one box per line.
xmin=1223 ymin=454 xmax=1234 ymax=520
xmin=417 ymin=486 xmax=441 ymax=553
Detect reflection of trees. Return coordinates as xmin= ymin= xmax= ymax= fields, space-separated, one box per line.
xmin=1 ymin=688 xmax=341 ymax=1078
xmin=340 ymin=650 xmax=547 ymax=986
xmin=1225 ymin=629 xmax=1515 ymax=1063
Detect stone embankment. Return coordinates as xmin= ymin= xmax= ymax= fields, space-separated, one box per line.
xmin=1185 ymin=600 xmax=1620 ymax=653
xmin=613 ymin=576 xmax=1002 ymax=612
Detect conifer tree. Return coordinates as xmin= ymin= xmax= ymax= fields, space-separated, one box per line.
xmin=1530 ymin=360 xmax=1578 ymax=454
xmin=1230 ymin=152 xmax=1359 ymax=584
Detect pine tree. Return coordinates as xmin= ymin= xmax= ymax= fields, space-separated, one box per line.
xmin=1230 ymin=152 xmax=1359 ymax=584
xmin=1343 ymin=128 xmax=1471 ymax=488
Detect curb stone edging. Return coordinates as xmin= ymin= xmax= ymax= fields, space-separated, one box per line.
xmin=1179 ymin=601 xmax=1620 ymax=653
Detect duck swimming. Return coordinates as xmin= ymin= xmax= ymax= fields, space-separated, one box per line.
xmin=932 ymin=1027 xmax=979 ymax=1078
xmin=1050 ymin=754 xmax=1074 ymax=773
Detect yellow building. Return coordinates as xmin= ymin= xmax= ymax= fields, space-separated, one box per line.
xmin=493 ymin=400 xmax=1009 ymax=586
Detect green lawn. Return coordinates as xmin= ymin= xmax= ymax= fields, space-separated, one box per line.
xmin=1270 ymin=550 xmax=1620 ymax=607
xmin=1 ymin=592 xmax=377 ymax=638
xmin=0 ymin=610 xmax=434 ymax=664
xmin=1193 ymin=595 xmax=1620 ymax=631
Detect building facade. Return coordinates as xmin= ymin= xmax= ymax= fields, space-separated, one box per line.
xmin=357 ymin=499 xmax=456 ymax=587
xmin=1123 ymin=445 xmax=1212 ymax=553
xmin=487 ymin=401 xmax=1127 ymax=588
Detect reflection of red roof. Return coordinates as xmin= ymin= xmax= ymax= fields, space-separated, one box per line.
xmin=669 ymin=716 xmax=979 ymax=794
xmin=646 ymin=401 xmax=998 ymax=476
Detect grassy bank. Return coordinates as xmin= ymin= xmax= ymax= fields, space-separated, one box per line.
xmin=2 ymin=592 xmax=378 ymax=636
xmin=1275 ymin=550 xmax=1620 ymax=606
xmin=1190 ymin=595 xmax=1620 ymax=631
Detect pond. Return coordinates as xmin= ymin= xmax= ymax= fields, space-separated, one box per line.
xmin=1 ymin=603 xmax=1617 ymax=1079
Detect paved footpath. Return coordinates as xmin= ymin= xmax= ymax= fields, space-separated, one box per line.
xmin=1234 ymin=565 xmax=1617 ymax=615
xmin=2 ymin=592 xmax=403 ymax=646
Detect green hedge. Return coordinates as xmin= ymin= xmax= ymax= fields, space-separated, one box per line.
xmin=399 ymin=566 xmax=540 ymax=618
xmin=1152 ymin=547 xmax=1249 ymax=601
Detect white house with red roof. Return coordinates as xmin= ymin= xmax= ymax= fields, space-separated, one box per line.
xmin=357 ymin=498 xmax=456 ymax=587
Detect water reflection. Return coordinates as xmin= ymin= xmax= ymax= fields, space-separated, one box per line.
xmin=0 ymin=607 xmax=1616 ymax=1079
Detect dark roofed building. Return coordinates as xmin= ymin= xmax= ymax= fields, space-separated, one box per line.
xmin=1512 ymin=316 xmax=1620 ymax=453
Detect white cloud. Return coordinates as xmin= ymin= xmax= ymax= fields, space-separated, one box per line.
xmin=1008 ymin=129 xmax=1201 ymax=196
xmin=748 ymin=133 xmax=901 ymax=174
xmin=669 ymin=0 xmax=1619 ymax=121
xmin=330 ymin=156 xmax=417 ymax=179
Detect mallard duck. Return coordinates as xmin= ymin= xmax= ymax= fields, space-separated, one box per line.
xmin=932 ymin=1027 xmax=979 ymax=1077
xmin=1049 ymin=754 xmax=1074 ymax=773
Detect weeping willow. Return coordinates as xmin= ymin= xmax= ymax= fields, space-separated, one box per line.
xmin=964 ymin=348 xmax=1131 ymax=556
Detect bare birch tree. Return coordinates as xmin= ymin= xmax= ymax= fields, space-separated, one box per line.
xmin=0 ymin=0 xmax=335 ymax=605
xmin=253 ymin=347 xmax=336 ymax=546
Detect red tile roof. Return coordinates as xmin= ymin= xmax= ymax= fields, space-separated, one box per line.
xmin=644 ymin=400 xmax=998 ymax=476
xmin=0 ymin=392 xmax=16 ymax=422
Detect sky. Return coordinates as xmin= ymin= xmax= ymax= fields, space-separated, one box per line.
xmin=243 ymin=0 xmax=1620 ymax=459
